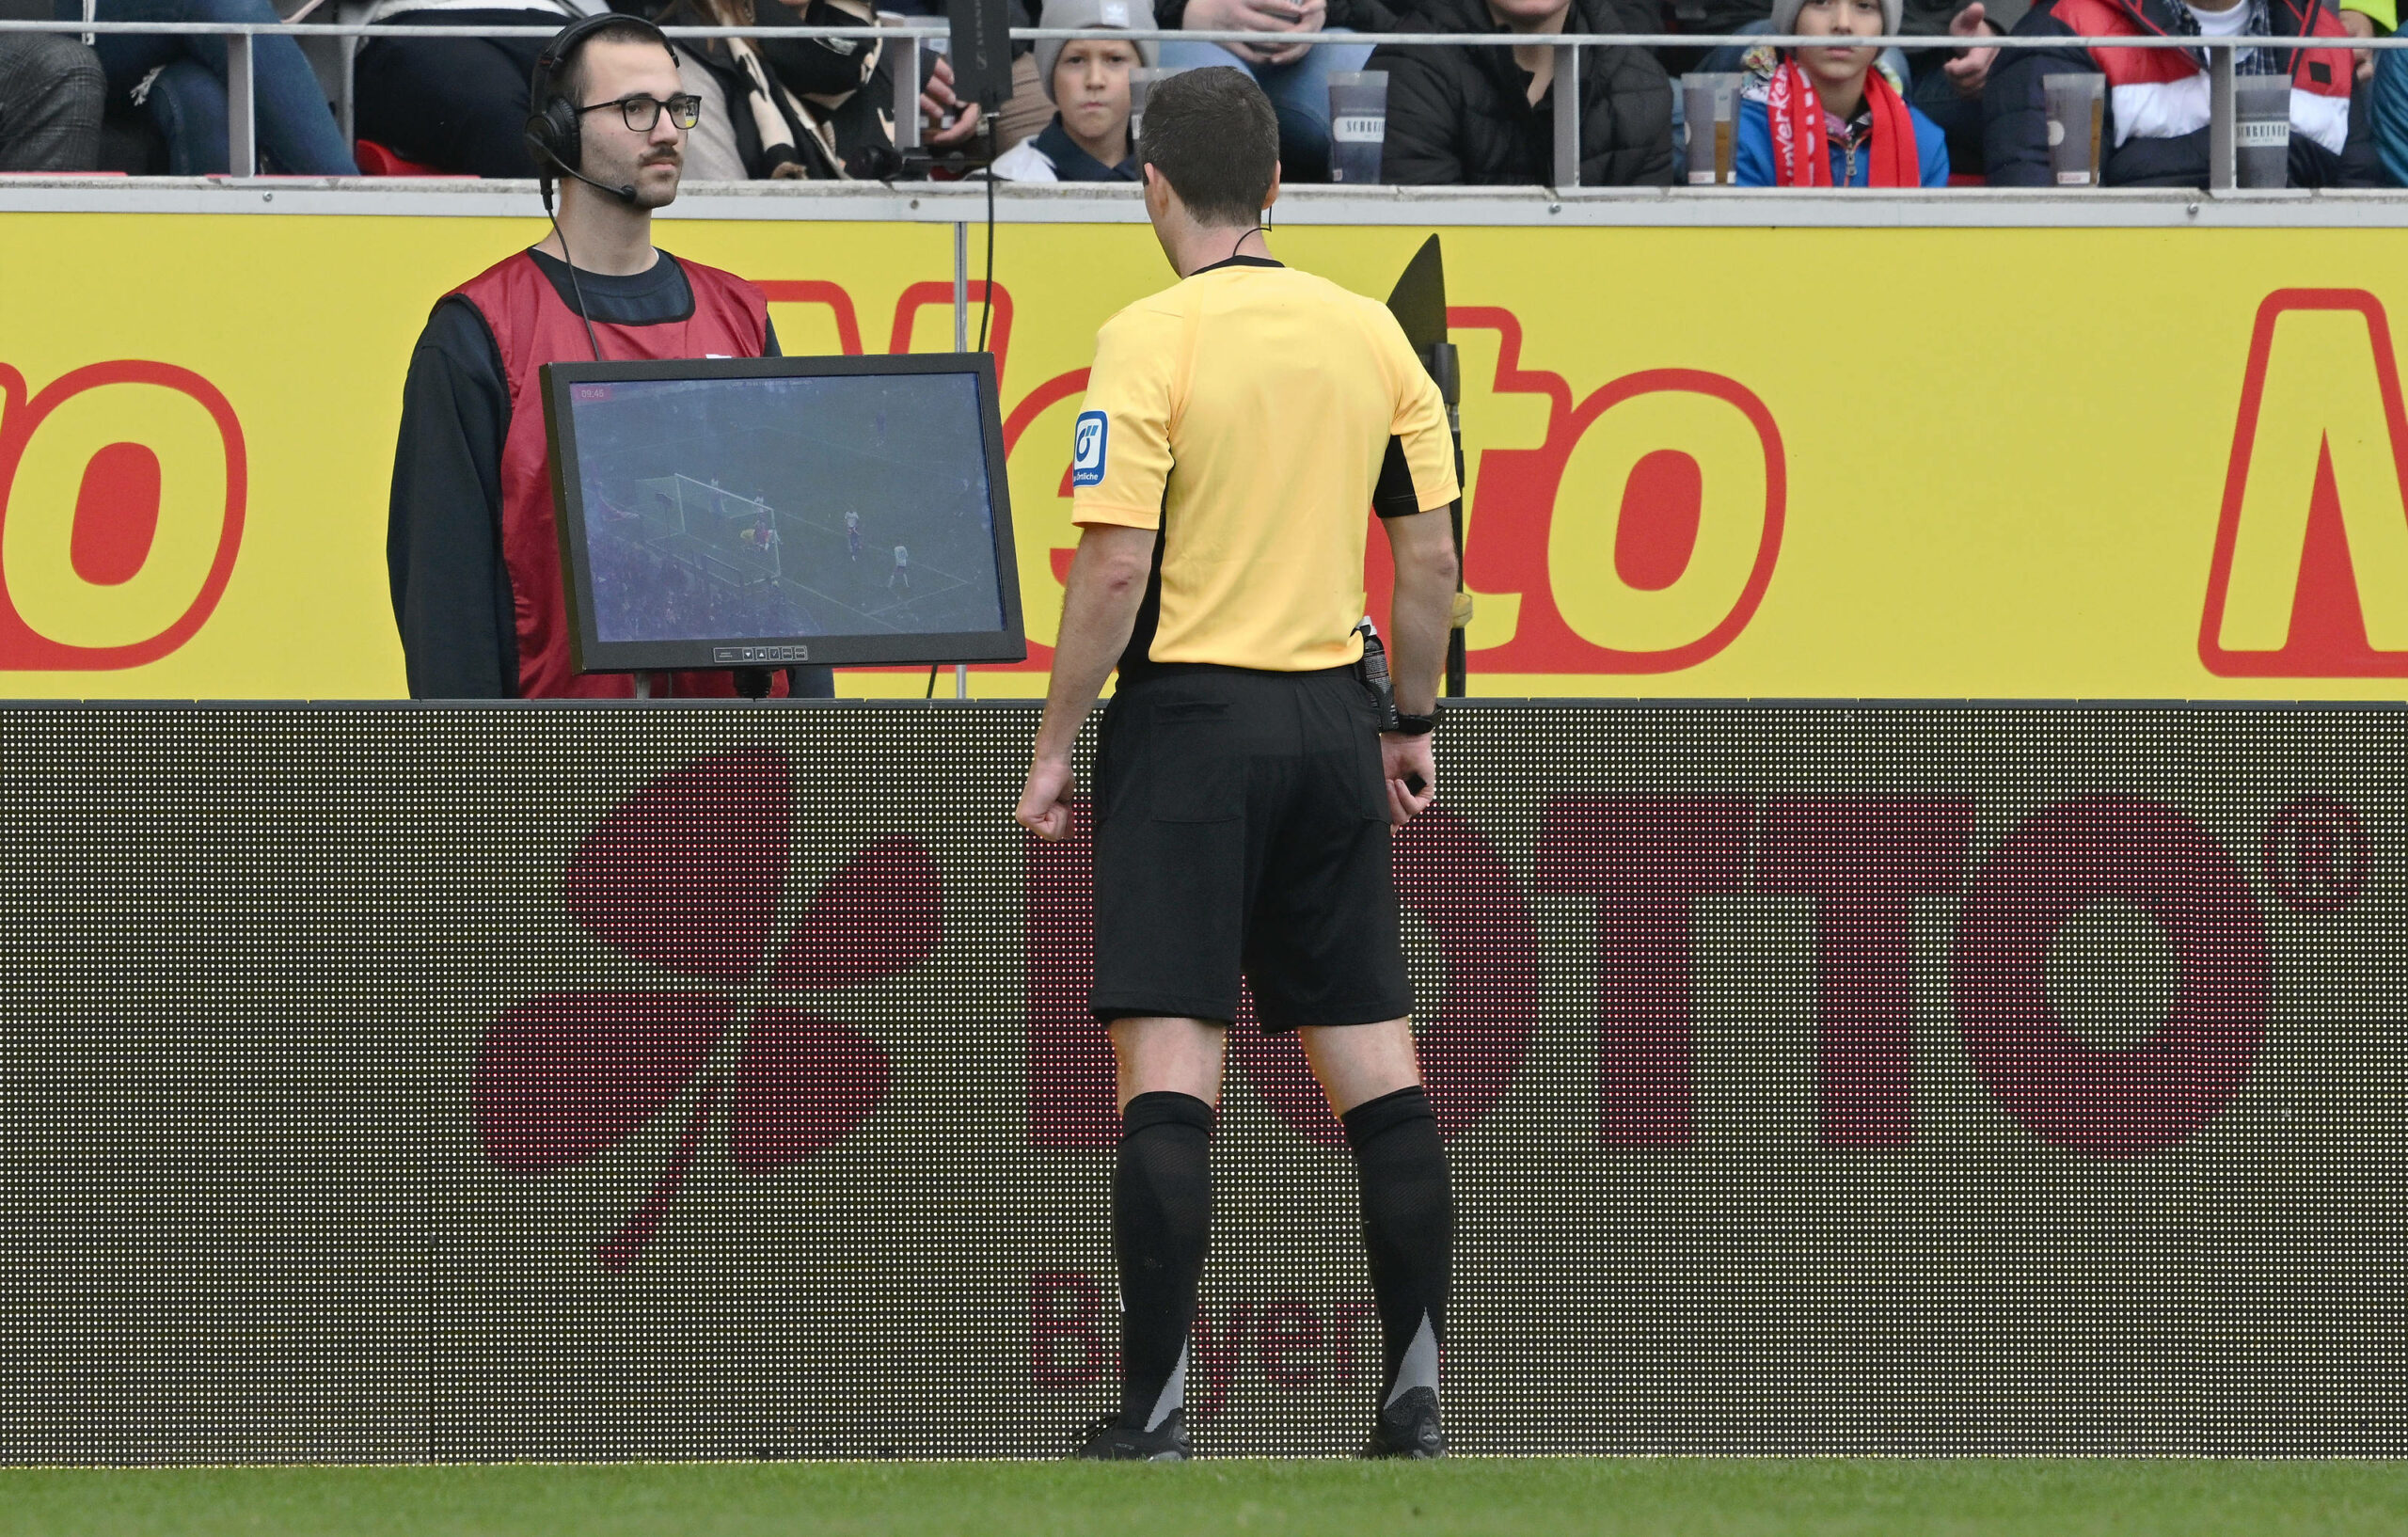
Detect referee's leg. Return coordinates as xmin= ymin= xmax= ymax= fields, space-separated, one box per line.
xmin=1078 ymin=1016 xmax=1227 ymax=1459
xmin=1301 ymin=1021 xmax=1453 ymax=1457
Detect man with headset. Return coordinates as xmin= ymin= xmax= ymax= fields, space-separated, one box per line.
xmin=1014 ymin=68 xmax=1463 ymax=1460
xmin=387 ymin=13 xmax=834 ymax=700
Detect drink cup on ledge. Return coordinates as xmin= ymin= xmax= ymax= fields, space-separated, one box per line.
xmin=2041 ymin=71 xmax=2105 ymax=186
xmin=1681 ymin=73 xmax=1742 ymax=185
xmin=1327 ymin=71 xmax=1388 ymax=184
xmin=2234 ymin=73 xmax=2293 ymax=189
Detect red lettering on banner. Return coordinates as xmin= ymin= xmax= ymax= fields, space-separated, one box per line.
xmin=1532 ymin=796 xmax=1750 ymax=1147
xmin=1257 ymin=1298 xmax=1324 ymax=1386
xmin=752 ymin=280 xmax=864 ymax=355
xmin=1441 ymin=309 xmax=1784 ymax=674
xmin=1757 ymin=798 xmax=1976 ymax=1149
xmin=71 ymin=440 xmax=161 ymax=587
xmin=1189 ymin=1301 xmax=1254 ymax=1421
xmin=1952 ymin=795 xmax=2269 ymax=1158
xmin=1031 ymin=1271 xmax=1108 ymax=1386
xmin=1229 ymin=806 xmax=1538 ymax=1147
xmin=2199 ymin=290 xmax=2408 ymax=676
xmin=885 ymin=280 xmax=1014 ymax=382
xmin=0 ymin=360 xmax=246 ymax=668
xmin=1026 ymin=1275 xmax=1377 ymax=1412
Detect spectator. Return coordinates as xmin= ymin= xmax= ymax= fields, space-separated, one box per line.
xmin=56 ymin=0 xmax=356 ymax=173
xmin=990 ymin=0 xmax=1155 ymax=179
xmin=1733 ymin=0 xmax=1949 ymax=183
xmin=355 ymin=0 xmax=590 ymax=179
xmin=0 ymin=32 xmax=103 ymax=169
xmin=1370 ymin=0 xmax=1675 ymax=185
xmin=1904 ymin=3 xmax=2000 ymax=176
xmin=1157 ymin=0 xmax=1387 ymax=179
xmin=649 ymin=0 xmax=985 ymax=179
xmin=1984 ymin=0 xmax=2375 ymax=186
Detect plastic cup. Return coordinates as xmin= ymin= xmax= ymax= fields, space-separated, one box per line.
xmin=2042 ymin=71 xmax=2105 ymax=186
xmin=1327 ymin=71 xmax=1388 ymax=184
xmin=2235 ymin=73 xmax=2292 ymax=189
xmin=1681 ymin=73 xmax=1743 ymax=186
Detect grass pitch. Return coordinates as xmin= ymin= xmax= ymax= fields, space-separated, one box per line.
xmin=5 ymin=1460 xmax=2408 ymax=1537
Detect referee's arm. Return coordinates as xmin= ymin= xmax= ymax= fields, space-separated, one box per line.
xmin=1016 ymin=310 xmax=1177 ymax=842
xmin=1372 ymin=314 xmax=1464 ymax=821
xmin=1016 ymin=523 xmax=1157 ymax=841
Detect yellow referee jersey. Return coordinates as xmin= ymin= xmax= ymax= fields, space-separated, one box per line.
xmin=1069 ymin=256 xmax=1461 ymax=673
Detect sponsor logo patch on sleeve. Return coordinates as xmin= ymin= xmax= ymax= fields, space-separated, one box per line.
xmin=1072 ymin=410 xmax=1109 ymax=487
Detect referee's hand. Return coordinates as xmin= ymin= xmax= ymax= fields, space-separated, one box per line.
xmin=1381 ymin=733 xmax=1436 ymax=825
xmin=1017 ymin=755 xmax=1077 ymax=842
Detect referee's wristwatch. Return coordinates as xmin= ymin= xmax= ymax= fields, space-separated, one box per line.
xmin=1388 ymin=705 xmax=1444 ymax=737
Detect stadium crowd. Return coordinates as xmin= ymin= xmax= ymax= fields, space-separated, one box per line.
xmin=0 ymin=0 xmax=2398 ymax=183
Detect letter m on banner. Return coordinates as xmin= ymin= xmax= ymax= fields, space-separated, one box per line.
xmin=2201 ymin=290 xmax=2408 ymax=676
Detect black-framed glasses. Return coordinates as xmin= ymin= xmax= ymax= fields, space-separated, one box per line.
xmin=577 ymin=93 xmax=704 ymax=132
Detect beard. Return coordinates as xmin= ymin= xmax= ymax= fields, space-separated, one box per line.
xmin=591 ymin=146 xmax=683 ymax=209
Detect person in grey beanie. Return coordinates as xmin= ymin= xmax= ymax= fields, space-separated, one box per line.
xmin=1732 ymin=0 xmax=1950 ymax=183
xmin=990 ymin=0 xmax=1157 ymax=179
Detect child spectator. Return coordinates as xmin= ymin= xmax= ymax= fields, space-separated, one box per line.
xmin=990 ymin=0 xmax=1155 ymax=180
xmin=1734 ymin=0 xmax=1950 ymax=184
xmin=1370 ymin=0 xmax=1675 ymax=186
xmin=1983 ymin=0 xmax=2376 ymax=186
xmin=59 ymin=0 xmax=355 ymax=173
xmin=0 ymin=32 xmax=103 ymax=169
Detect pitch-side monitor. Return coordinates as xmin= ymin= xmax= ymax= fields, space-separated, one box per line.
xmin=541 ymin=354 xmax=1025 ymax=674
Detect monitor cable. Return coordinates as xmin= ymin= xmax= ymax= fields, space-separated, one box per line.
xmin=977 ymin=116 xmax=997 ymax=354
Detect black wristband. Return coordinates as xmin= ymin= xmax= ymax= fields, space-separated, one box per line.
xmin=1390 ymin=709 xmax=1440 ymax=737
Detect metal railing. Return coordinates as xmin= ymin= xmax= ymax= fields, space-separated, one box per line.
xmin=2 ymin=16 xmax=2396 ymax=194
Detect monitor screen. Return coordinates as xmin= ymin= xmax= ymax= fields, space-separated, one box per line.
xmin=541 ymin=354 xmax=1025 ymax=674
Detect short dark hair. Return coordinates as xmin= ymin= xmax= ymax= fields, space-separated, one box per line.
xmin=556 ymin=18 xmax=675 ymax=107
xmin=1137 ymin=68 xmax=1279 ymax=228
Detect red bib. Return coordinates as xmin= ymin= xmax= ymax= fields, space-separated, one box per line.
xmin=452 ymin=250 xmax=774 ymax=699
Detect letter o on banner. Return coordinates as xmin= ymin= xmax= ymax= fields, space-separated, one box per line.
xmin=1548 ymin=372 xmax=1781 ymax=660
xmin=1952 ymin=795 xmax=2269 ymax=1158
xmin=0 ymin=362 xmax=244 ymax=659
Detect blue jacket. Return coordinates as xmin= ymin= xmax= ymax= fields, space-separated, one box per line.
xmin=1733 ymin=88 xmax=1950 ymax=186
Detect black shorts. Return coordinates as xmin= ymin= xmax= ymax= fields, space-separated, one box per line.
xmin=1090 ymin=664 xmax=1411 ymax=1034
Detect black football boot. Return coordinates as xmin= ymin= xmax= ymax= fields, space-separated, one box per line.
xmin=1073 ymin=1409 xmax=1191 ymax=1462
xmin=1361 ymin=1386 xmax=1448 ymax=1459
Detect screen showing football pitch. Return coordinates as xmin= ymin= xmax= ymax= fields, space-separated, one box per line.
xmin=560 ymin=370 xmax=1006 ymax=652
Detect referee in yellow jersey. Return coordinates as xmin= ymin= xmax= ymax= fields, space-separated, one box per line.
xmin=1014 ymin=67 xmax=1464 ymax=1463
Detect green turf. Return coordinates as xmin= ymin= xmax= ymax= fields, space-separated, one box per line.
xmin=6 ymin=1461 xmax=2408 ymax=1537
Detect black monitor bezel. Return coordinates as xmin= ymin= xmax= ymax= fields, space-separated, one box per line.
xmin=541 ymin=353 xmax=1027 ymax=674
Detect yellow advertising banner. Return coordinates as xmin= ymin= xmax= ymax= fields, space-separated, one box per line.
xmin=3 ymin=208 xmax=2405 ymax=699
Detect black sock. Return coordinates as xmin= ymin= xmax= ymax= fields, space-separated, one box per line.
xmin=1113 ymin=1090 xmax=1213 ymax=1430
xmin=1343 ymin=1085 xmax=1451 ymax=1408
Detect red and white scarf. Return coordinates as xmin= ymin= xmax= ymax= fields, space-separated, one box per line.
xmin=1766 ymin=56 xmax=1920 ymax=187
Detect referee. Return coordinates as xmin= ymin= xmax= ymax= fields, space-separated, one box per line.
xmin=1014 ymin=68 xmax=1464 ymax=1462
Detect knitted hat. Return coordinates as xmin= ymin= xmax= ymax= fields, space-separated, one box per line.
xmin=1769 ymin=0 xmax=1903 ymax=40
xmin=1037 ymin=0 xmax=1159 ymax=103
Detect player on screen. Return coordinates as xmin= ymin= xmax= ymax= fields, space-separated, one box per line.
xmin=847 ymin=508 xmax=863 ymax=561
xmin=891 ymin=545 xmax=911 ymax=593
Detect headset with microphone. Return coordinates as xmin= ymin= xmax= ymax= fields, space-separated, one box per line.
xmin=522 ymin=13 xmax=674 ymax=360
xmin=522 ymin=11 xmax=661 ymax=205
